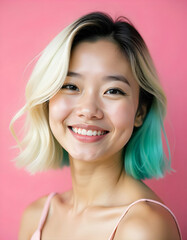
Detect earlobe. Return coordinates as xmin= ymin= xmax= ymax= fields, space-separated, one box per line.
xmin=134 ymin=105 xmax=147 ymax=127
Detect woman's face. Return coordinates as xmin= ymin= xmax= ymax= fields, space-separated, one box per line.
xmin=49 ymin=40 xmax=141 ymax=163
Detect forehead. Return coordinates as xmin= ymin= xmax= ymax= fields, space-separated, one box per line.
xmin=68 ymin=40 xmax=139 ymax=89
xmin=70 ymin=39 xmax=128 ymax=68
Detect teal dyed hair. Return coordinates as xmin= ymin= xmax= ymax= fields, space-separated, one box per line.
xmin=125 ymin=99 xmax=171 ymax=180
xmin=62 ymin=148 xmax=69 ymax=166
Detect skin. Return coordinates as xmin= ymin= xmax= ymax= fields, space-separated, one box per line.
xmin=19 ymin=40 xmax=180 ymax=240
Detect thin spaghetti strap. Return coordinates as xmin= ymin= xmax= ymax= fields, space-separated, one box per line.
xmin=38 ymin=192 xmax=57 ymax=230
xmin=30 ymin=192 xmax=57 ymax=240
xmin=108 ymin=199 xmax=182 ymax=240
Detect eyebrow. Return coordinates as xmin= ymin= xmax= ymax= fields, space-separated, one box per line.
xmin=103 ymin=75 xmax=130 ymax=86
xmin=67 ymin=71 xmax=130 ymax=86
xmin=67 ymin=71 xmax=81 ymax=77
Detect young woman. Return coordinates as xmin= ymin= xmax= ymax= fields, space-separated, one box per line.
xmin=10 ymin=12 xmax=182 ymax=240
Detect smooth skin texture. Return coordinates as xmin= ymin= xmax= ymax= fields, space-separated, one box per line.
xmin=19 ymin=40 xmax=180 ymax=240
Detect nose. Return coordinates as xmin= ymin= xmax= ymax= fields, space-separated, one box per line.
xmin=75 ymin=92 xmax=104 ymax=120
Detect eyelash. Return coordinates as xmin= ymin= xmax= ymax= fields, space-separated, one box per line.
xmin=61 ymin=84 xmax=79 ymax=91
xmin=61 ymin=84 xmax=126 ymax=96
xmin=104 ymin=88 xmax=125 ymax=96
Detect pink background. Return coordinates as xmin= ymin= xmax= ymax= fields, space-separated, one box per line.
xmin=1 ymin=0 xmax=186 ymax=239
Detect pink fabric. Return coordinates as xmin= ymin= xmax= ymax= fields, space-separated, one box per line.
xmin=108 ymin=198 xmax=182 ymax=240
xmin=30 ymin=193 xmax=57 ymax=240
xmin=31 ymin=193 xmax=182 ymax=240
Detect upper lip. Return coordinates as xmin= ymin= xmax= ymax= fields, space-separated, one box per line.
xmin=69 ymin=124 xmax=109 ymax=132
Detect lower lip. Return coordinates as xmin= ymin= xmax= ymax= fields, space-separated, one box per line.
xmin=69 ymin=128 xmax=108 ymax=143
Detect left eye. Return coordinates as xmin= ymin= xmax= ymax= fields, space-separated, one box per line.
xmin=105 ymin=88 xmax=125 ymax=95
xmin=61 ymin=84 xmax=79 ymax=91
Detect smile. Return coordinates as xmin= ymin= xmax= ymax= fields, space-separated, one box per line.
xmin=71 ymin=127 xmax=108 ymax=136
xmin=68 ymin=126 xmax=109 ymax=143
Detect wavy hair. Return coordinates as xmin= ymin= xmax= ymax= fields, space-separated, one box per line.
xmin=10 ymin=12 xmax=171 ymax=178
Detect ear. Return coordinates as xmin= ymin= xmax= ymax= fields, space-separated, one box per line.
xmin=134 ymin=104 xmax=147 ymax=127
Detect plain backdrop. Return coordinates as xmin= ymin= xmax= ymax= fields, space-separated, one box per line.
xmin=0 ymin=0 xmax=186 ymax=239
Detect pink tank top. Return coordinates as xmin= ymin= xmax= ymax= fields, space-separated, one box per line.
xmin=30 ymin=192 xmax=182 ymax=240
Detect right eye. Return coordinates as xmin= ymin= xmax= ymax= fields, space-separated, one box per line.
xmin=61 ymin=84 xmax=79 ymax=91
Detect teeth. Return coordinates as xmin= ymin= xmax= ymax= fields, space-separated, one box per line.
xmin=82 ymin=129 xmax=87 ymax=135
xmin=93 ymin=131 xmax=97 ymax=136
xmin=87 ymin=130 xmax=92 ymax=136
xmin=73 ymin=128 xmax=78 ymax=133
xmin=71 ymin=127 xmax=107 ymax=136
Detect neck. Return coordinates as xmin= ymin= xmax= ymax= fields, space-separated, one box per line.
xmin=69 ymin=151 xmax=126 ymax=213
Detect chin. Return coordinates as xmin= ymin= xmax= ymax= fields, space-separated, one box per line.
xmin=69 ymin=151 xmax=104 ymax=163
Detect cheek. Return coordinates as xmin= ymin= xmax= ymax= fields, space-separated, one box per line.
xmin=49 ymin=94 xmax=72 ymax=125
xmin=108 ymin=101 xmax=137 ymax=130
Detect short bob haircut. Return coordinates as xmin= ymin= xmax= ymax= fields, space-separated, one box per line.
xmin=10 ymin=12 xmax=171 ymax=179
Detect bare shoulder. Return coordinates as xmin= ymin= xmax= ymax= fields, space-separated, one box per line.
xmin=115 ymin=200 xmax=180 ymax=240
xmin=18 ymin=195 xmax=48 ymax=240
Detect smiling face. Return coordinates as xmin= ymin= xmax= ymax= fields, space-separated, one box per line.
xmin=49 ymin=39 xmax=143 ymax=163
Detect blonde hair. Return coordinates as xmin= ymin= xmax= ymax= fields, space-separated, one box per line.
xmin=10 ymin=12 xmax=170 ymax=178
xmin=10 ymin=20 xmax=87 ymax=173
